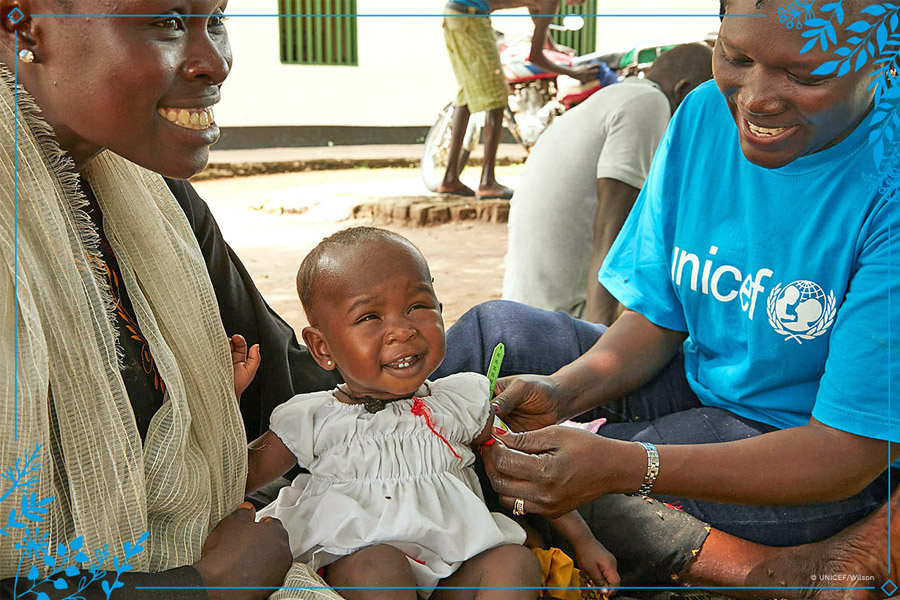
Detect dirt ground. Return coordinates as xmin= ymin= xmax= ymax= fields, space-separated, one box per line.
xmin=192 ymin=169 xmax=514 ymax=334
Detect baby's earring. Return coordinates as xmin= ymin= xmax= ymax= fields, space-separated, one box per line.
xmin=326 ymin=360 xmax=333 ymax=367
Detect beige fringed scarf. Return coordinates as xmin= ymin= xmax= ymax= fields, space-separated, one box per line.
xmin=0 ymin=63 xmax=246 ymax=574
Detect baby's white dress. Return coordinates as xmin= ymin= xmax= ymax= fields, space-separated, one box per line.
xmin=257 ymin=372 xmax=525 ymax=596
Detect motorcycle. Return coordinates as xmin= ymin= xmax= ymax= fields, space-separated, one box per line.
xmin=421 ymin=19 xmax=619 ymax=193
xmin=421 ymin=19 xmax=681 ymax=192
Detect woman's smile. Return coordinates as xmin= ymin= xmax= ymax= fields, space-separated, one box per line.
xmin=713 ymin=0 xmax=875 ymax=168
xmin=740 ymin=117 xmax=800 ymax=147
xmin=157 ymin=106 xmax=217 ymax=131
xmin=11 ymin=0 xmax=233 ymax=177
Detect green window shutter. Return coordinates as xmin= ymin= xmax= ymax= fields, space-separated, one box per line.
xmin=279 ymin=0 xmax=358 ymax=65
xmin=552 ymin=0 xmax=597 ymax=56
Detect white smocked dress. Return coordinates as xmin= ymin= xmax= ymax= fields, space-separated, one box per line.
xmin=257 ymin=372 xmax=525 ymax=596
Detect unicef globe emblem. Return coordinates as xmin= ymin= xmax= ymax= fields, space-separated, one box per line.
xmin=766 ymin=280 xmax=836 ymax=344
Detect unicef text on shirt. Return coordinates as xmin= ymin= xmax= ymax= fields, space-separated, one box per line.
xmin=670 ymin=245 xmax=836 ymax=344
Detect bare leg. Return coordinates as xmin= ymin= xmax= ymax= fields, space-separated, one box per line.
xmin=439 ymin=105 xmax=476 ymax=196
xmin=681 ymin=485 xmax=900 ymax=600
xmin=325 ymin=544 xmax=418 ymax=600
xmin=432 ymin=544 xmax=541 ymax=600
xmin=476 ymin=107 xmax=513 ymax=199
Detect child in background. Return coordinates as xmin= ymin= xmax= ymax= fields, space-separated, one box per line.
xmin=231 ymin=227 xmax=619 ymax=600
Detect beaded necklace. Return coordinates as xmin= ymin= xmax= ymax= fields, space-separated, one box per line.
xmin=335 ymin=386 xmax=416 ymax=414
xmin=335 ymin=384 xmax=460 ymax=460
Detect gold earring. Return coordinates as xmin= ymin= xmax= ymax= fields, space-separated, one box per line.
xmin=17 ymin=49 xmax=34 ymax=64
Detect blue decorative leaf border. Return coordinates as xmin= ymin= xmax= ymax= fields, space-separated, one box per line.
xmin=786 ymin=0 xmax=900 ymax=199
xmin=779 ymin=0 xmax=817 ymax=29
xmin=0 ymin=445 xmax=148 ymax=599
xmin=0 ymin=8 xmax=892 ymax=598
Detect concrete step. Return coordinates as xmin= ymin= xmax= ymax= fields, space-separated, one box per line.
xmin=351 ymin=196 xmax=510 ymax=226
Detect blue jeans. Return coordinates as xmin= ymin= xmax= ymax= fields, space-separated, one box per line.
xmin=437 ymin=300 xmax=897 ymax=547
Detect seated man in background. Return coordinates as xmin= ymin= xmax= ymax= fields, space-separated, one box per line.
xmin=502 ymin=43 xmax=713 ymax=324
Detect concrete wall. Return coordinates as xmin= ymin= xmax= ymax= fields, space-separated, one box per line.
xmin=216 ymin=0 xmax=722 ymax=129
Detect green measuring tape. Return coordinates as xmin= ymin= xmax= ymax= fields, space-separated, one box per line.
xmin=486 ymin=343 xmax=505 ymax=399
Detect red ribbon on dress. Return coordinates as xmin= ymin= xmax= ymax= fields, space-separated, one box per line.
xmin=411 ymin=396 xmax=461 ymax=461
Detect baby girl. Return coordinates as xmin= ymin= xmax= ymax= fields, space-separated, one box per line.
xmin=232 ymin=227 xmax=619 ymax=599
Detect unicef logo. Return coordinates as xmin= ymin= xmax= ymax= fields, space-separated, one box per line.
xmin=766 ymin=280 xmax=836 ymax=344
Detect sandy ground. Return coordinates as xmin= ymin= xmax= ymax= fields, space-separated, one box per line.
xmin=192 ymin=168 xmax=518 ymax=334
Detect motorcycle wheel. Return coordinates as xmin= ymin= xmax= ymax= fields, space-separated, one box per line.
xmin=502 ymin=105 xmax=531 ymax=153
xmin=421 ymin=101 xmax=480 ymax=192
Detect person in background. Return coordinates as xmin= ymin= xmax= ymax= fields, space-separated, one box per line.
xmin=503 ymin=43 xmax=713 ymax=325
xmin=439 ymin=0 xmax=600 ymax=200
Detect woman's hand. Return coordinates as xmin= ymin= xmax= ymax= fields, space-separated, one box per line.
xmin=482 ymin=426 xmax=644 ymax=518
xmin=194 ymin=503 xmax=293 ymax=600
xmin=491 ymin=375 xmax=568 ymax=432
xmin=492 ymin=313 xmax=687 ymax=433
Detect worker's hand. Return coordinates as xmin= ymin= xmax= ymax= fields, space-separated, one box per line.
xmin=482 ymin=425 xmax=636 ymax=518
xmin=491 ymin=374 xmax=567 ymax=432
xmin=194 ymin=503 xmax=292 ymax=600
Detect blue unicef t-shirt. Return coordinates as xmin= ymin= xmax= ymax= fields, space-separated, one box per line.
xmin=599 ymin=80 xmax=899 ymax=441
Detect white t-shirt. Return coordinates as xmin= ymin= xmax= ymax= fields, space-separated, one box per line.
xmin=503 ymin=77 xmax=671 ymax=314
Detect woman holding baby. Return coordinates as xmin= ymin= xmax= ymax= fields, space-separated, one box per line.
xmin=0 ymin=0 xmax=341 ymax=598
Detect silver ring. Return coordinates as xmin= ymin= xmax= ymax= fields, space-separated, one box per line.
xmin=513 ymin=498 xmax=526 ymax=516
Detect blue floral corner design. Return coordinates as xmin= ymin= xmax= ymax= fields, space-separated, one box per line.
xmin=788 ymin=0 xmax=900 ymax=201
xmin=779 ymin=0 xmax=817 ymax=28
xmin=1 ymin=444 xmax=149 ymax=599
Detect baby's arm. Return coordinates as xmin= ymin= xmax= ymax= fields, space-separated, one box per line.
xmin=471 ymin=404 xmax=498 ymax=447
xmin=232 ymin=334 xmax=295 ymax=493
xmin=246 ymin=430 xmax=297 ymax=494
xmin=231 ymin=334 xmax=296 ymax=493
xmin=549 ymin=511 xmax=620 ymax=594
